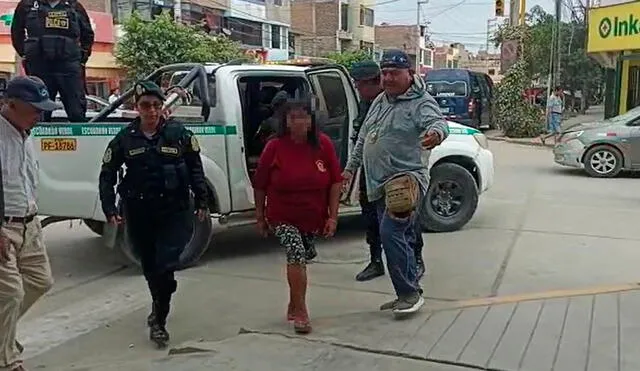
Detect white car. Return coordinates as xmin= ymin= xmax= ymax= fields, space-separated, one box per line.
xmin=51 ymin=95 xmax=138 ymax=121
xmin=32 ymin=62 xmax=494 ymax=268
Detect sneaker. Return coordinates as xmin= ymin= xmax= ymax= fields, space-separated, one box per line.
xmin=149 ymin=323 xmax=170 ymax=348
xmin=356 ymin=261 xmax=385 ymax=281
xmin=416 ymin=259 xmax=425 ymax=281
xmin=379 ymin=298 xmax=399 ymax=311
xmin=393 ymin=293 xmax=425 ymax=314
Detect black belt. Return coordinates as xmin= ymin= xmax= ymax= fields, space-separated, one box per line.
xmin=4 ymin=214 xmax=37 ymax=224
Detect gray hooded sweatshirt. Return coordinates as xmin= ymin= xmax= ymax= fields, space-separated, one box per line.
xmin=345 ymin=75 xmax=449 ymax=202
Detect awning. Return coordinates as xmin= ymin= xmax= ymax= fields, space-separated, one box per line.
xmin=86 ymin=51 xmax=117 ymax=69
xmin=85 ymin=67 xmax=123 ymax=79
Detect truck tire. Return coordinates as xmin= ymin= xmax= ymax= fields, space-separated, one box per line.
xmin=83 ymin=219 xmax=105 ymax=236
xmin=421 ymin=162 xmax=479 ymax=232
xmin=118 ymin=209 xmax=213 ymax=270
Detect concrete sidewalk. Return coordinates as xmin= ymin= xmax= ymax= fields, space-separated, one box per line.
xmin=486 ymin=105 xmax=605 ymax=147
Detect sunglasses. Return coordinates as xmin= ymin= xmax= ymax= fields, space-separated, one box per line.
xmin=138 ymin=101 xmax=163 ymax=110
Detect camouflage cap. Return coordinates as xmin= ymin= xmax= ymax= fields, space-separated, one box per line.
xmin=134 ymin=80 xmax=165 ymax=102
xmin=349 ymin=60 xmax=381 ymax=81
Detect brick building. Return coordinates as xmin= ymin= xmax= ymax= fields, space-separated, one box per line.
xmin=375 ymin=23 xmax=433 ymax=73
xmin=290 ymin=0 xmax=375 ymax=57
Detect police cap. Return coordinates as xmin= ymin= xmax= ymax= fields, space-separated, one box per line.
xmin=349 ymin=60 xmax=380 ymax=81
xmin=134 ymin=80 xmax=165 ymax=102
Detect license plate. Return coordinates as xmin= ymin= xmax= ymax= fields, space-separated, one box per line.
xmin=440 ymin=107 xmax=450 ymax=113
xmin=40 ymin=138 xmax=77 ymax=152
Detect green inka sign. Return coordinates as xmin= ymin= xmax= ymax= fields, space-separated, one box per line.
xmin=598 ymin=15 xmax=640 ymax=39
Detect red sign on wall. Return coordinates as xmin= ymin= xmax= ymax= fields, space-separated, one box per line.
xmin=0 ymin=1 xmax=114 ymax=44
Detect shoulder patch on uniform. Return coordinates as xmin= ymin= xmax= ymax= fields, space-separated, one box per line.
xmin=102 ymin=148 xmax=112 ymax=164
xmin=160 ymin=146 xmax=179 ymax=155
xmin=190 ymin=136 xmax=200 ymax=152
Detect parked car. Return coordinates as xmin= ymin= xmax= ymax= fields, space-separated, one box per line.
xmin=553 ymin=105 xmax=640 ymax=177
xmin=423 ymin=68 xmax=494 ymax=129
xmin=51 ymin=95 xmax=138 ymax=121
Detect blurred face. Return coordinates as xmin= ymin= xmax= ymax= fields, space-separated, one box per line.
xmin=135 ymin=95 xmax=163 ymax=125
xmin=4 ymin=99 xmax=42 ymax=131
xmin=354 ymin=77 xmax=382 ymax=101
xmin=286 ymin=107 xmax=312 ymax=139
xmin=382 ymin=68 xmax=413 ymax=96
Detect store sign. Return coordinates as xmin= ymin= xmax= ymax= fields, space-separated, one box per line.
xmin=588 ymin=1 xmax=640 ymax=53
xmin=0 ymin=1 xmax=113 ymax=44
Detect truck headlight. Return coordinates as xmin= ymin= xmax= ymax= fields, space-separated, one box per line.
xmin=473 ymin=133 xmax=489 ymax=149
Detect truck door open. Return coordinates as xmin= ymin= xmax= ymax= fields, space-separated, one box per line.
xmin=305 ymin=65 xmax=360 ymax=204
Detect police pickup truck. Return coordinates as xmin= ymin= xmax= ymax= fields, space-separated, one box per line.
xmin=33 ymin=61 xmax=494 ymax=268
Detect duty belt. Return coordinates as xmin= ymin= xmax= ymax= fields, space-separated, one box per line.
xmin=4 ymin=214 xmax=37 ymax=224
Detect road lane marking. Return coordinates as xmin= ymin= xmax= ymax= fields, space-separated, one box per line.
xmin=451 ymin=283 xmax=640 ymax=309
xmin=18 ymin=279 xmax=149 ymax=360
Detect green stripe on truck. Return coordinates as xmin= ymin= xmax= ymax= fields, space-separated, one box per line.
xmin=31 ymin=123 xmax=237 ymax=137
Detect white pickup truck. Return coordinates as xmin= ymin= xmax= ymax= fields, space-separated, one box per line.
xmin=32 ymin=61 xmax=494 ymax=268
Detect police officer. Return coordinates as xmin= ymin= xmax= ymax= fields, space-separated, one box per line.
xmin=98 ymin=81 xmax=209 ymax=348
xmin=10 ymin=0 xmax=95 ymax=122
xmin=349 ymin=61 xmax=425 ymax=282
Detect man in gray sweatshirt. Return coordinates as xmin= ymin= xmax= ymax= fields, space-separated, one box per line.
xmin=343 ymin=49 xmax=449 ymax=315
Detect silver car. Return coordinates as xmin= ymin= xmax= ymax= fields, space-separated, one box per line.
xmin=553 ymin=106 xmax=640 ymax=178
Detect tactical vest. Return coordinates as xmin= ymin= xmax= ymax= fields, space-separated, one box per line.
xmin=118 ymin=122 xmax=191 ymax=209
xmin=23 ymin=0 xmax=82 ymax=61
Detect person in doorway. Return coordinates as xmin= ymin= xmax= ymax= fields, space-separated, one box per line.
xmin=108 ymin=87 xmax=121 ymax=105
xmin=253 ymin=94 xmax=342 ymax=334
xmin=11 ymin=0 xmax=95 ymax=122
xmin=98 ymin=80 xmax=209 ymax=348
xmin=342 ymin=50 xmax=448 ymax=316
xmin=0 ymin=76 xmax=58 ymax=371
xmin=540 ymin=86 xmax=564 ymax=144
xmin=349 ymin=60 xmax=425 ymax=282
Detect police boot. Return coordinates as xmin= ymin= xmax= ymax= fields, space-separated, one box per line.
xmin=355 ymin=260 xmax=385 ymax=281
xmin=149 ymin=322 xmax=170 ymax=349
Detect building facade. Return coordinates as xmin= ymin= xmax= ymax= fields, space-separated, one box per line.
xmin=433 ymin=43 xmax=469 ymax=69
xmin=290 ymin=0 xmax=375 ymax=57
xmin=374 ymin=23 xmax=433 ymax=74
xmin=459 ymin=51 xmax=503 ymax=83
xmin=0 ymin=0 xmax=119 ymax=96
xmin=587 ymin=0 xmax=640 ymax=117
xmin=113 ymin=0 xmax=291 ymax=61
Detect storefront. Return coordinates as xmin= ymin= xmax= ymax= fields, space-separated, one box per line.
xmin=0 ymin=1 xmax=123 ymax=98
xmin=588 ymin=1 xmax=640 ymax=117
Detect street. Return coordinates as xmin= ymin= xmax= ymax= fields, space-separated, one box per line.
xmin=20 ymin=140 xmax=640 ymax=371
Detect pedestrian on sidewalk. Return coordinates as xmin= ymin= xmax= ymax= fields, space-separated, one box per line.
xmin=0 ymin=76 xmax=58 ymax=371
xmin=98 ymin=81 xmax=209 ymax=348
xmin=540 ymin=86 xmax=564 ymax=145
xmin=348 ymin=61 xmax=425 ymax=282
xmin=342 ymin=50 xmax=448 ymax=316
xmin=253 ymin=94 xmax=342 ymax=334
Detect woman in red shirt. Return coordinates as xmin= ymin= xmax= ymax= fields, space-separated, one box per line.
xmin=253 ymin=95 xmax=342 ymax=334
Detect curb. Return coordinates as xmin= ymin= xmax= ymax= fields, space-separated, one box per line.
xmin=487 ymin=135 xmax=554 ymax=148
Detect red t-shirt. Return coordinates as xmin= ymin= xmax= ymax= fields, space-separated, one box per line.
xmin=253 ymin=133 xmax=343 ymax=234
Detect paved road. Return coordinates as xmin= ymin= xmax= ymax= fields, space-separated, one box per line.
xmin=18 ymin=140 xmax=640 ymax=370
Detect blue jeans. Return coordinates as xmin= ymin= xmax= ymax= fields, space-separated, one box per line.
xmin=375 ymin=197 xmax=423 ymax=297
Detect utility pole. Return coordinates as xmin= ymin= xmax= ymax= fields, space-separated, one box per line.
xmin=416 ymin=0 xmax=428 ymax=71
xmin=509 ymin=0 xmax=519 ymax=26
xmin=554 ymin=0 xmax=562 ymax=87
xmin=173 ymin=0 xmax=182 ymax=22
xmin=518 ymin=0 xmax=526 ymax=25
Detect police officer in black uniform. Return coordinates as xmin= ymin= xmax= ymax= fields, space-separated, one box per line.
xmin=98 ymin=81 xmax=209 ymax=348
xmin=10 ymin=0 xmax=94 ymax=122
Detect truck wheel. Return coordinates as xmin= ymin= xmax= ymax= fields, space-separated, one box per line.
xmin=421 ymin=162 xmax=479 ymax=232
xmin=118 ymin=211 xmax=213 ymax=270
xmin=83 ymin=219 xmax=105 ymax=236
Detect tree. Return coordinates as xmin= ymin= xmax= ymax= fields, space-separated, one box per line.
xmin=325 ymin=50 xmax=373 ymax=69
xmin=115 ymin=12 xmax=243 ymax=80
